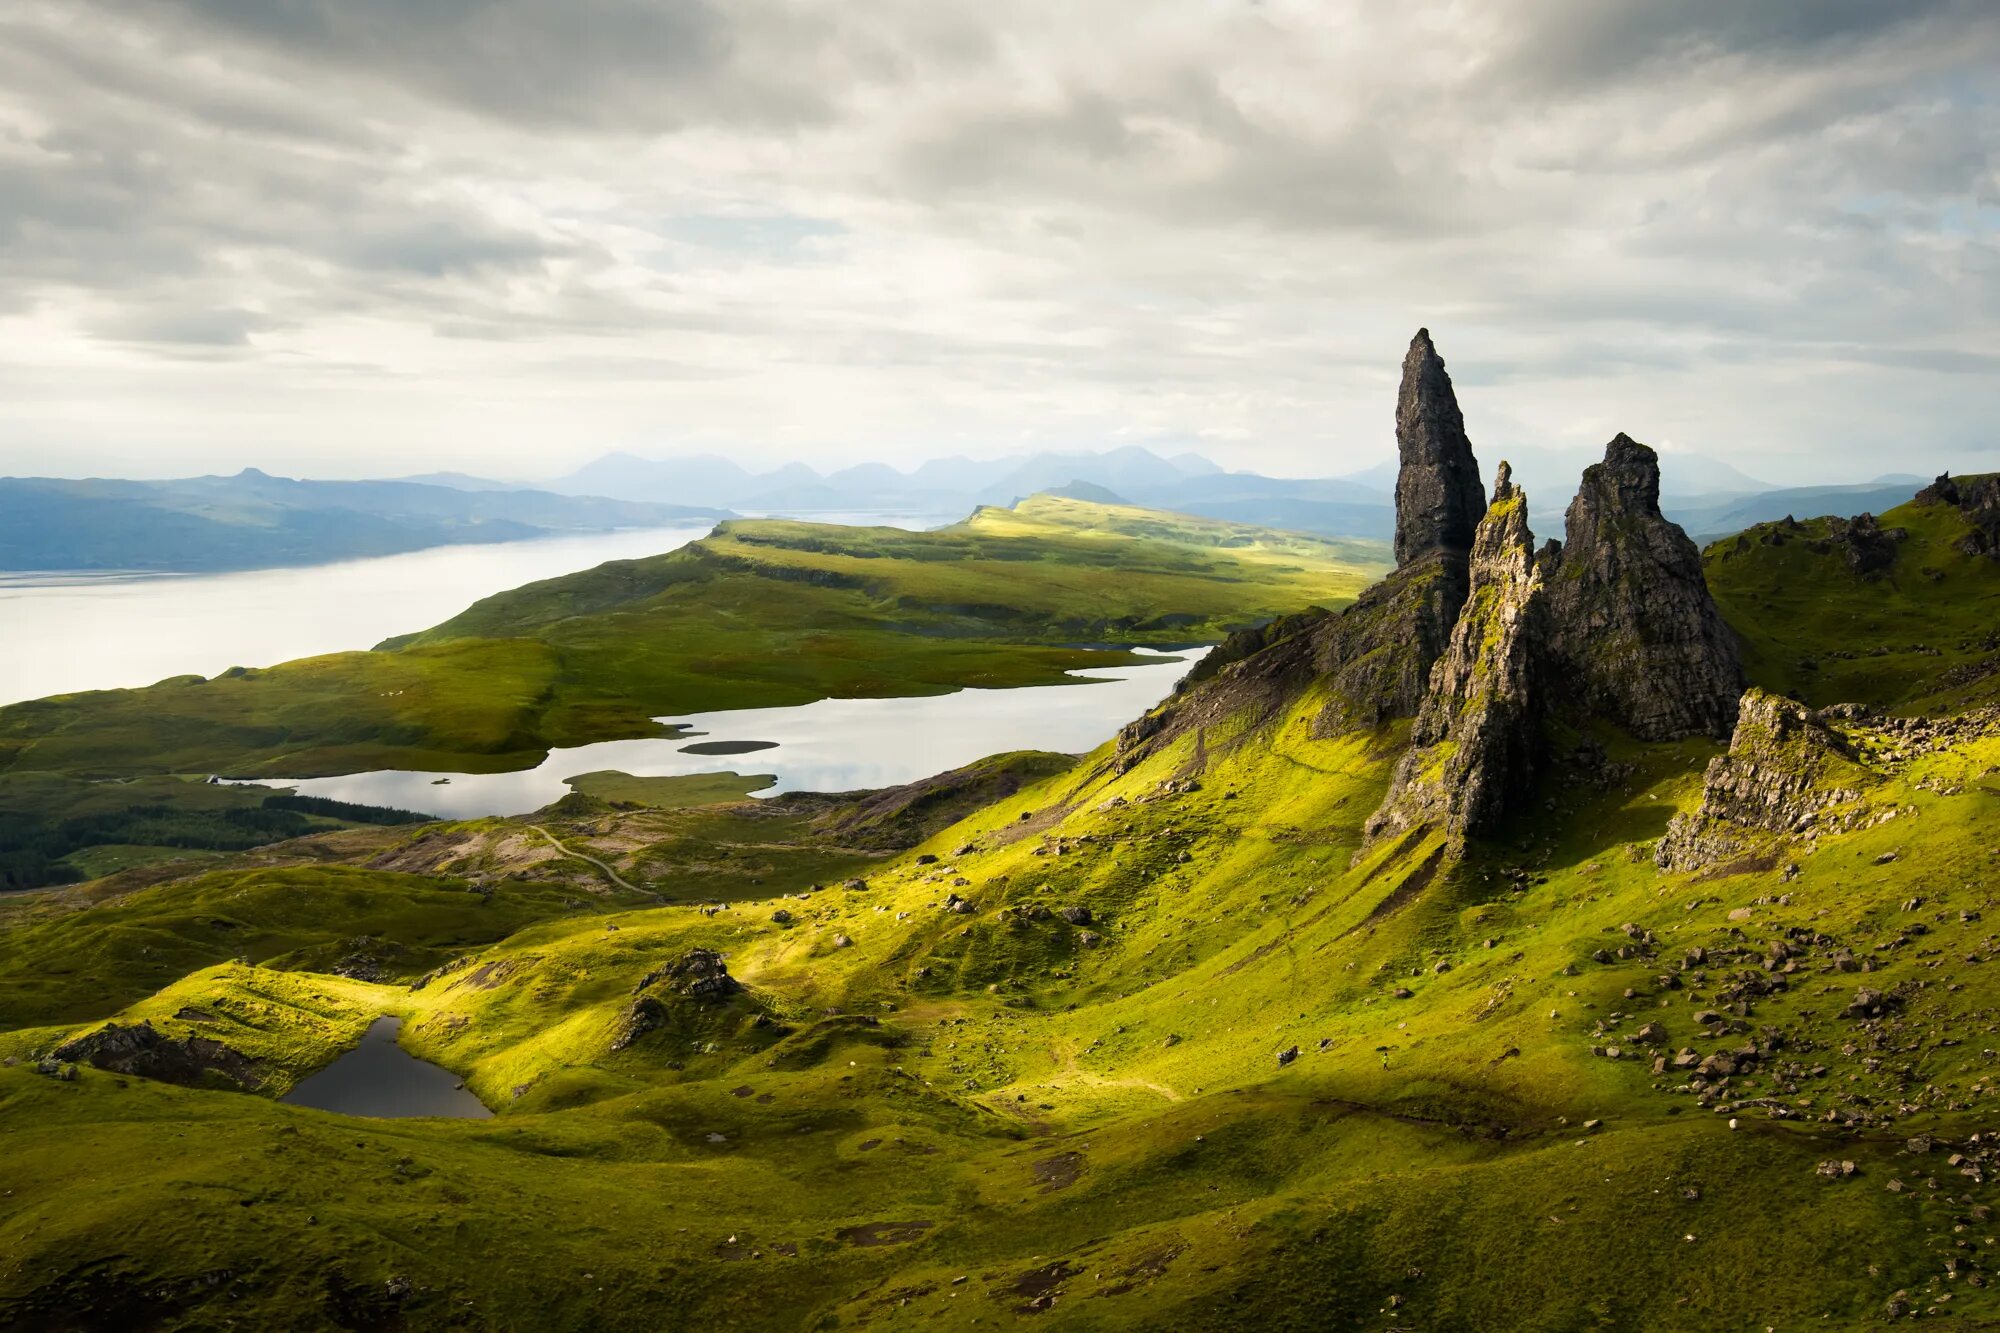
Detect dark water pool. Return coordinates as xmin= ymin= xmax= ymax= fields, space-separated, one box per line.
xmin=280 ymin=1016 xmax=491 ymax=1119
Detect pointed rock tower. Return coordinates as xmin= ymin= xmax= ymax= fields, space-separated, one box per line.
xmin=1541 ymin=434 xmax=1743 ymax=740
xmin=1367 ymin=463 xmax=1546 ymax=841
xmin=1117 ymin=329 xmax=1483 ymax=762
xmin=1393 ymin=329 xmax=1488 ymax=568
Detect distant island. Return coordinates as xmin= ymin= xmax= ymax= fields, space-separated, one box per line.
xmin=0 ymin=469 xmax=730 ymax=574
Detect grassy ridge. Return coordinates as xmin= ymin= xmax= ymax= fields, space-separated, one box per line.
xmin=0 ymin=498 xmax=1387 ymax=781
xmin=1705 ymin=483 xmax=2000 ymax=710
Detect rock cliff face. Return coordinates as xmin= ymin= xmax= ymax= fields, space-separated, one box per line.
xmin=1367 ymin=464 xmax=1545 ymax=841
xmin=1655 ymin=689 xmax=1873 ymax=871
xmin=1393 ymin=329 xmax=1488 ymax=567
xmin=1541 ymin=434 xmax=1743 ymax=740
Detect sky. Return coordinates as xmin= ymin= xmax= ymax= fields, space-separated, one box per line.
xmin=1 ymin=1 xmax=1996 ymax=487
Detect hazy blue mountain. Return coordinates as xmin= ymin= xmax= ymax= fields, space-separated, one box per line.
xmin=389 ymin=471 xmax=528 ymax=492
xmin=0 ymin=470 xmax=728 ymax=574
xmin=1042 ymin=479 xmax=1131 ymax=504
xmin=545 ymin=446 xmax=1239 ymax=514
xmin=1166 ymin=497 xmax=1396 ymax=541
xmin=548 ymin=452 xmax=758 ymax=506
xmin=1671 ymin=482 xmax=1927 ymax=542
xmin=530 ymin=443 xmax=1909 ymax=546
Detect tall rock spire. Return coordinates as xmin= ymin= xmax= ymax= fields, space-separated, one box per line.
xmin=1541 ymin=433 xmax=1744 ymax=740
xmin=1367 ymin=462 xmax=1546 ymax=842
xmin=1393 ymin=328 xmax=1487 ymax=567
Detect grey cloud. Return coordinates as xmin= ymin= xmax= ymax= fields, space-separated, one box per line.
xmin=0 ymin=1 xmax=1994 ymax=484
xmin=92 ymin=305 xmax=276 ymax=347
xmin=1493 ymin=0 xmax=1995 ymax=88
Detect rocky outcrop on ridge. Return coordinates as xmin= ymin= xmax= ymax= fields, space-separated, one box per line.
xmin=1916 ymin=472 xmax=2000 ymax=559
xmin=1541 ymin=434 xmax=1743 ymax=741
xmin=1816 ymin=512 xmax=1906 ymax=574
xmin=1121 ymin=340 xmax=1752 ymax=851
xmin=1367 ymin=464 xmax=1546 ymax=841
xmin=52 ymin=1020 xmax=264 ymax=1089
xmin=635 ymin=948 xmax=740 ymax=1002
xmin=1655 ymin=689 xmax=1875 ymax=871
xmin=1393 ymin=328 xmax=1488 ymax=567
xmin=1117 ymin=331 xmax=1482 ymax=767
xmin=613 ymin=948 xmax=743 ymax=1052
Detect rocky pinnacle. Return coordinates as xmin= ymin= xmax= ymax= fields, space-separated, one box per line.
xmin=1541 ymin=433 xmax=1744 ymax=740
xmin=1393 ymin=328 xmax=1487 ymax=568
xmin=1367 ymin=461 xmax=1545 ymax=842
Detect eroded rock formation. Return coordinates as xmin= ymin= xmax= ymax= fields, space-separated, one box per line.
xmin=1393 ymin=328 xmax=1487 ymax=567
xmin=1367 ymin=464 xmax=1545 ymax=840
xmin=1655 ymin=689 xmax=1874 ymax=871
xmin=1117 ymin=330 xmax=1484 ymax=767
xmin=52 ymin=1020 xmax=263 ymax=1089
xmin=1541 ymin=433 xmax=1743 ymax=740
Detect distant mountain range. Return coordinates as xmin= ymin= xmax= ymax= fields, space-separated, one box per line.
xmin=0 ymin=470 xmax=728 ymax=574
xmin=3 ymin=447 xmax=1933 ymax=576
xmin=403 ymin=446 xmax=1925 ymax=547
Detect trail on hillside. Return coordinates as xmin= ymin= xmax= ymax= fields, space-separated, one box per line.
xmin=526 ymin=825 xmax=655 ymax=899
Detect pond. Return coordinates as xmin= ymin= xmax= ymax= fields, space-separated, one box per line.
xmin=250 ymin=649 xmax=1198 ymax=819
xmin=279 ymin=1016 xmax=491 ymax=1119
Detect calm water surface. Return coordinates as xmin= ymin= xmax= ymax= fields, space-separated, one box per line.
xmin=253 ymin=651 xmax=1196 ymax=818
xmin=280 ymin=1016 xmax=491 ymax=1119
xmin=0 ymin=514 xmax=953 ymax=706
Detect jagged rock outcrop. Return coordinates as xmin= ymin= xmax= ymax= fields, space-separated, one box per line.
xmin=1116 ymin=543 xmax=1470 ymax=767
xmin=1815 ymin=512 xmax=1905 ymax=574
xmin=52 ymin=1020 xmax=263 ymax=1089
xmin=1916 ymin=471 xmax=2000 ymax=559
xmin=613 ymin=948 xmax=742 ymax=1051
xmin=1393 ymin=328 xmax=1487 ymax=567
xmin=634 ymin=947 xmax=740 ymax=1001
xmin=1541 ymin=434 xmax=1743 ymax=740
xmin=1656 ymin=689 xmax=1874 ymax=871
xmin=1367 ymin=464 xmax=1545 ymax=841
xmin=1117 ymin=331 xmax=1480 ymax=767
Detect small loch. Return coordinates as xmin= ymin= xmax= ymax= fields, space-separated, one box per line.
xmin=280 ymin=1016 xmax=491 ymax=1120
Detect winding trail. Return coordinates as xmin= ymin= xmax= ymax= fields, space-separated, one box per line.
xmin=526 ymin=824 xmax=655 ymax=899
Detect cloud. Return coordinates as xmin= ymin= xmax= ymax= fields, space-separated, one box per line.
xmin=0 ymin=0 xmax=1994 ymax=484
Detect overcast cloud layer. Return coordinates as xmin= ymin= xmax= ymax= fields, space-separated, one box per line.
xmin=1 ymin=0 xmax=1996 ymax=485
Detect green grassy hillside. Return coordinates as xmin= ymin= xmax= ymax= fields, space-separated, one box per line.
xmin=5 ymin=650 xmax=1997 ymax=1329
xmin=1705 ymin=479 xmax=2000 ymax=710
xmin=0 ymin=498 xmax=1386 ymax=781
xmin=4 ymin=490 xmax=1997 ymax=1330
